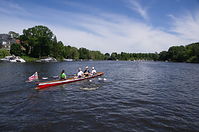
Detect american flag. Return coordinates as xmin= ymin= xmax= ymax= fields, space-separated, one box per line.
xmin=28 ymin=72 xmax=38 ymax=81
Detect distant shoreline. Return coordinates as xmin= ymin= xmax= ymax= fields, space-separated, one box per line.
xmin=1 ymin=25 xmax=199 ymax=63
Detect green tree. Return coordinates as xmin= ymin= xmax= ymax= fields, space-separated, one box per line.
xmin=51 ymin=41 xmax=64 ymax=59
xmin=10 ymin=43 xmax=24 ymax=56
xmin=63 ymin=45 xmax=71 ymax=59
xmin=120 ymin=52 xmax=131 ymax=60
xmin=167 ymin=46 xmax=187 ymax=62
xmin=0 ymin=49 xmax=10 ymax=58
xmin=104 ymin=53 xmax=110 ymax=60
xmin=159 ymin=51 xmax=168 ymax=61
xmin=89 ymin=51 xmax=105 ymax=60
xmin=110 ymin=52 xmax=118 ymax=60
xmin=186 ymin=43 xmax=199 ymax=63
xmin=79 ymin=48 xmax=90 ymax=59
xmin=20 ymin=25 xmax=54 ymax=58
xmin=8 ymin=31 xmax=19 ymax=39
xmin=69 ymin=47 xmax=79 ymax=60
xmin=151 ymin=52 xmax=159 ymax=61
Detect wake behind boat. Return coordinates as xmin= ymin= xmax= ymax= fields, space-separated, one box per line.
xmin=35 ymin=72 xmax=104 ymax=90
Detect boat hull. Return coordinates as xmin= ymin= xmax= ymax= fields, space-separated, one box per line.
xmin=36 ymin=72 xmax=104 ymax=90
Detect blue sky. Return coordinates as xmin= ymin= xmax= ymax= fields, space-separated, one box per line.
xmin=0 ymin=0 xmax=199 ymax=53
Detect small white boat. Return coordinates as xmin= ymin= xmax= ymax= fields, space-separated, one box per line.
xmin=63 ymin=59 xmax=73 ymax=61
xmin=0 ymin=55 xmax=26 ymax=63
xmin=0 ymin=56 xmax=13 ymax=61
xmin=9 ymin=56 xmax=26 ymax=62
xmin=36 ymin=57 xmax=57 ymax=62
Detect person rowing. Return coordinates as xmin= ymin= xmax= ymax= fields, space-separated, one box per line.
xmin=77 ymin=68 xmax=84 ymax=78
xmin=91 ymin=67 xmax=97 ymax=75
xmin=60 ymin=70 xmax=66 ymax=80
xmin=84 ymin=66 xmax=90 ymax=77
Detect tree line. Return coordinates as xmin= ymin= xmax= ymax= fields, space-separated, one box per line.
xmin=8 ymin=25 xmax=158 ymax=61
xmin=159 ymin=43 xmax=199 ymax=63
xmin=1 ymin=25 xmax=198 ymax=63
xmin=9 ymin=25 xmax=105 ymax=60
xmin=104 ymin=52 xmax=159 ymax=61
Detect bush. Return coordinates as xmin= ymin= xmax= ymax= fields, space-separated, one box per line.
xmin=10 ymin=43 xmax=24 ymax=56
xmin=187 ymin=56 xmax=199 ymax=63
xmin=0 ymin=49 xmax=10 ymax=58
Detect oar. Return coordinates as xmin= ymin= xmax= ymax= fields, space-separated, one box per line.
xmin=67 ymin=74 xmax=77 ymax=77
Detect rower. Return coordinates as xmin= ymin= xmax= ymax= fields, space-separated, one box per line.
xmin=91 ymin=67 xmax=97 ymax=75
xmin=84 ymin=66 xmax=90 ymax=77
xmin=77 ymin=68 xmax=84 ymax=78
xmin=60 ymin=70 xmax=66 ymax=80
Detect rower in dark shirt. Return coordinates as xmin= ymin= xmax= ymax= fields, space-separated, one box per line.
xmin=84 ymin=66 xmax=90 ymax=77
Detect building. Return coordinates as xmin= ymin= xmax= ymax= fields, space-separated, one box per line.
xmin=0 ymin=34 xmax=16 ymax=50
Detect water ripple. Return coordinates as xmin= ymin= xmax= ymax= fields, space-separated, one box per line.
xmin=0 ymin=61 xmax=199 ymax=131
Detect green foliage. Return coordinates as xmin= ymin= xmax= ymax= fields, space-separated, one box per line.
xmin=10 ymin=43 xmax=24 ymax=56
xmin=158 ymin=42 xmax=199 ymax=63
xmin=79 ymin=48 xmax=90 ymax=59
xmin=9 ymin=31 xmax=19 ymax=39
xmin=159 ymin=51 xmax=168 ymax=61
xmin=110 ymin=52 xmax=118 ymax=60
xmin=120 ymin=52 xmax=129 ymax=60
xmin=62 ymin=46 xmax=79 ymax=60
xmin=107 ymin=52 xmax=159 ymax=61
xmin=167 ymin=46 xmax=187 ymax=62
xmin=69 ymin=47 xmax=79 ymax=60
xmin=0 ymin=49 xmax=10 ymax=58
xmin=104 ymin=53 xmax=110 ymax=60
xmin=89 ymin=51 xmax=105 ymax=60
xmin=186 ymin=43 xmax=199 ymax=63
xmin=187 ymin=56 xmax=198 ymax=63
xmin=20 ymin=25 xmax=54 ymax=58
xmin=51 ymin=41 xmax=64 ymax=59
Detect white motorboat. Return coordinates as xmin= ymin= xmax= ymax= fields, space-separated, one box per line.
xmin=63 ymin=59 xmax=73 ymax=61
xmin=36 ymin=57 xmax=57 ymax=62
xmin=0 ymin=55 xmax=26 ymax=62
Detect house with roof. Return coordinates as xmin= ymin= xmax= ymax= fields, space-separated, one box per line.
xmin=0 ymin=34 xmax=16 ymax=50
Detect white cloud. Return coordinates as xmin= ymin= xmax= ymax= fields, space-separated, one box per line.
xmin=0 ymin=0 xmax=30 ymax=16
xmin=127 ymin=0 xmax=149 ymax=21
xmin=50 ymin=15 xmax=183 ymax=53
xmin=170 ymin=11 xmax=199 ymax=42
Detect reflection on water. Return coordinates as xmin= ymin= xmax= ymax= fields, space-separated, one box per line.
xmin=0 ymin=61 xmax=199 ymax=132
xmin=80 ymin=87 xmax=99 ymax=91
xmin=79 ymin=78 xmax=107 ymax=91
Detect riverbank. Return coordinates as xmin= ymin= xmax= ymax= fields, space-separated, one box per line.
xmin=20 ymin=56 xmax=38 ymax=62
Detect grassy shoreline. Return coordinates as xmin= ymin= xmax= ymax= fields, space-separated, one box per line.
xmin=20 ymin=56 xmax=39 ymax=62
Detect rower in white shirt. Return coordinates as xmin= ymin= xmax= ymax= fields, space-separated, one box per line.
xmin=91 ymin=67 xmax=97 ymax=75
xmin=77 ymin=68 xmax=84 ymax=78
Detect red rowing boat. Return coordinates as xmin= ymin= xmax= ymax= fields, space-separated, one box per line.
xmin=35 ymin=72 xmax=104 ymax=90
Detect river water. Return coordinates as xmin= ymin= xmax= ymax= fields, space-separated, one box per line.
xmin=0 ymin=61 xmax=199 ymax=132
